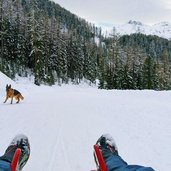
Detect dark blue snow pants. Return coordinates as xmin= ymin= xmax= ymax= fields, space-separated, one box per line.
xmin=105 ymin=155 xmax=155 ymax=171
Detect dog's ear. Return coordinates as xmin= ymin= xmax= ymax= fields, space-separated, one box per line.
xmin=9 ymin=84 xmax=11 ymax=88
xmin=6 ymin=84 xmax=8 ymax=88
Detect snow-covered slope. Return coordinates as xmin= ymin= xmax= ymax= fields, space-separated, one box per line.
xmin=0 ymin=72 xmax=171 ymax=171
xmin=110 ymin=20 xmax=171 ymax=40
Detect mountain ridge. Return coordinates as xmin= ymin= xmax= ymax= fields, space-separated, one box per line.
xmin=108 ymin=20 xmax=171 ymax=40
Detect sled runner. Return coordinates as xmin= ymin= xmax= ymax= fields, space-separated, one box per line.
xmin=92 ymin=144 xmax=107 ymax=171
xmin=11 ymin=148 xmax=21 ymax=171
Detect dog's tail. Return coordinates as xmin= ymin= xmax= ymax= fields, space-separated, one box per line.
xmin=20 ymin=94 xmax=24 ymax=100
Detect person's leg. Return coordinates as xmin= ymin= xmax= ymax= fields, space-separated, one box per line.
xmin=104 ymin=153 xmax=155 ymax=171
xmin=123 ymin=165 xmax=155 ymax=171
xmin=96 ymin=134 xmax=155 ymax=171
xmin=105 ymin=154 xmax=127 ymax=171
xmin=0 ymin=160 xmax=11 ymax=171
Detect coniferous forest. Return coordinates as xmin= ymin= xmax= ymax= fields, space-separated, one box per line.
xmin=1 ymin=0 xmax=171 ymax=89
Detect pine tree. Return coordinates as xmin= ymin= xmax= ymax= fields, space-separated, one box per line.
xmin=28 ymin=0 xmax=44 ymax=85
xmin=0 ymin=0 xmax=4 ymax=71
xmin=142 ymin=55 xmax=156 ymax=89
xmin=158 ymin=50 xmax=171 ymax=89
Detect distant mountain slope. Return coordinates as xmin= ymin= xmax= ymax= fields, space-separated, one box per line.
xmin=111 ymin=20 xmax=171 ymax=40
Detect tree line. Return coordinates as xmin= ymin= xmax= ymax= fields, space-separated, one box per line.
xmin=1 ymin=0 xmax=171 ymax=90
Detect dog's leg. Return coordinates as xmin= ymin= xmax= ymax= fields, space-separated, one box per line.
xmin=11 ymin=97 xmax=13 ymax=104
xmin=4 ymin=97 xmax=8 ymax=103
xmin=16 ymin=98 xmax=20 ymax=103
xmin=15 ymin=95 xmax=20 ymax=103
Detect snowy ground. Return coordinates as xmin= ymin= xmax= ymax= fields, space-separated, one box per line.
xmin=0 ymin=72 xmax=171 ymax=171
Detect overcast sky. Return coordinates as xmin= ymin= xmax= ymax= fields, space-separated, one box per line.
xmin=52 ymin=0 xmax=171 ymax=27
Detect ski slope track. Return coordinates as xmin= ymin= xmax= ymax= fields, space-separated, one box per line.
xmin=0 ymin=72 xmax=171 ymax=171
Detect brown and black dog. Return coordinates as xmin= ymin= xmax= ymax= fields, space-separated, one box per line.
xmin=4 ymin=84 xmax=24 ymax=104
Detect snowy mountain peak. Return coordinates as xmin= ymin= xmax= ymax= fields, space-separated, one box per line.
xmin=128 ymin=20 xmax=143 ymax=26
xmin=110 ymin=21 xmax=171 ymax=40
